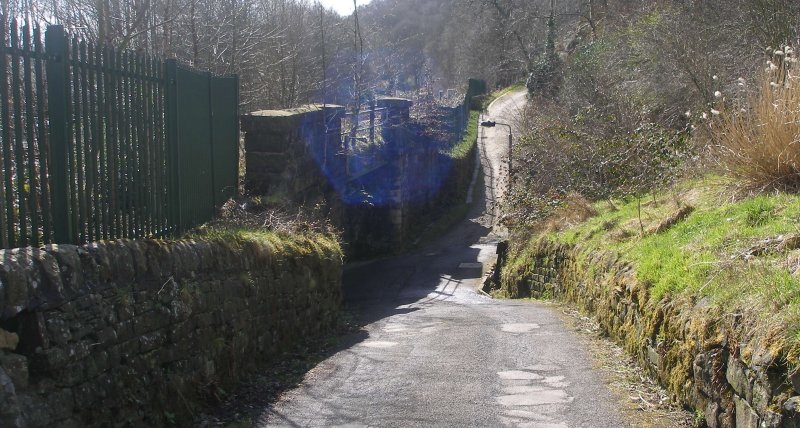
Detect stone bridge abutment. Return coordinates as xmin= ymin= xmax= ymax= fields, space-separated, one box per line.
xmin=241 ymin=93 xmax=478 ymax=257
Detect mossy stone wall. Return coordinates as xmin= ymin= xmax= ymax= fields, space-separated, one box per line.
xmin=0 ymin=236 xmax=342 ymax=427
xmin=499 ymin=238 xmax=800 ymax=428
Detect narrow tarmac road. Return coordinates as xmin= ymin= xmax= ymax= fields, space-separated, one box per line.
xmin=257 ymin=90 xmax=630 ymax=427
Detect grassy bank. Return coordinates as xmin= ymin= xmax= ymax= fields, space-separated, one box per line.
xmin=444 ymin=110 xmax=480 ymax=159
xmin=503 ymin=176 xmax=800 ymax=371
xmin=497 ymin=179 xmax=800 ymax=424
xmin=504 ymin=179 xmax=800 ymax=364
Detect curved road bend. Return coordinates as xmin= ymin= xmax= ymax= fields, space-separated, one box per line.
xmin=257 ymin=90 xmax=629 ymax=427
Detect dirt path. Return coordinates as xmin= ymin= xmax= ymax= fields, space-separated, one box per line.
xmin=252 ymin=90 xmax=668 ymax=427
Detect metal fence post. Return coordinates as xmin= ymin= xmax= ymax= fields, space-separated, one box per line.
xmin=164 ymin=59 xmax=181 ymax=233
xmin=45 ymin=25 xmax=73 ymax=244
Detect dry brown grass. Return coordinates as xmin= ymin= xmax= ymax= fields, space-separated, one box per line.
xmin=712 ymin=53 xmax=800 ymax=194
xmin=215 ymin=198 xmax=340 ymax=237
xmin=542 ymin=192 xmax=599 ymax=232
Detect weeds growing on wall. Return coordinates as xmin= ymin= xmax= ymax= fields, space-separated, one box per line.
xmin=215 ymin=198 xmax=340 ymax=238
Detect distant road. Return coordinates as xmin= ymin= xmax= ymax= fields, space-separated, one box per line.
xmin=256 ymin=89 xmax=633 ymax=427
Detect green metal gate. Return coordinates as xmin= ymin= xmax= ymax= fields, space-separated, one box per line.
xmin=165 ymin=61 xmax=239 ymax=234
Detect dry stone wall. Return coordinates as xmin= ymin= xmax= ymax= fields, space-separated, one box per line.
xmin=498 ymin=238 xmax=800 ymax=428
xmin=0 ymin=236 xmax=342 ymax=427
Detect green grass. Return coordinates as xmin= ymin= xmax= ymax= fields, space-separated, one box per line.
xmin=558 ymin=185 xmax=800 ymax=295
xmin=536 ymin=178 xmax=800 ymax=353
xmin=445 ymin=110 xmax=480 ymax=160
xmin=189 ymin=224 xmax=342 ymax=260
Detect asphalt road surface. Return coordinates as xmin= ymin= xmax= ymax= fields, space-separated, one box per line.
xmin=256 ymin=90 xmax=632 ymax=427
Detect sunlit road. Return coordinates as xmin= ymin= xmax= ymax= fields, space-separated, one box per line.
xmin=256 ymin=90 xmax=630 ymax=427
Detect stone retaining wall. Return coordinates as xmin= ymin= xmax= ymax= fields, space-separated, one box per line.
xmin=241 ymin=97 xmax=479 ymax=258
xmin=0 ymin=235 xmax=342 ymax=427
xmin=497 ymin=238 xmax=800 ymax=428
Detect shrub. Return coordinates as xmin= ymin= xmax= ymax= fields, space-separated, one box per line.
xmin=507 ymin=107 xmax=690 ymax=228
xmin=526 ymin=53 xmax=562 ymax=98
xmin=711 ymin=47 xmax=800 ymax=194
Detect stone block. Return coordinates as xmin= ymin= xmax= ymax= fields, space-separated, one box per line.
xmin=44 ymin=244 xmax=83 ymax=293
xmin=245 ymin=131 xmax=291 ymax=153
xmin=735 ymin=394 xmax=760 ymax=428
xmin=51 ymin=361 xmax=86 ymax=387
xmin=727 ymin=356 xmax=752 ymax=401
xmin=75 ymin=379 xmax=107 ymax=406
xmin=753 ymin=378 xmax=773 ymax=414
xmin=0 ymin=353 xmax=28 ymax=389
xmin=97 ymin=326 xmax=118 ymax=346
xmin=168 ymin=300 xmax=192 ymax=323
xmin=84 ymin=350 xmax=110 ymax=379
xmin=191 ymin=240 xmax=216 ymax=272
xmin=0 ymin=328 xmax=18 ymax=351
xmin=21 ymin=393 xmax=59 ymax=427
xmin=704 ymin=400 xmax=721 ymax=428
xmin=246 ymin=152 xmax=289 ymax=174
xmin=44 ymin=315 xmax=72 ymax=347
xmin=123 ymin=240 xmax=150 ymax=281
xmin=783 ymin=397 xmax=800 ymax=427
xmin=172 ymin=241 xmax=200 ymax=279
xmin=31 ymin=248 xmax=66 ymax=305
xmin=241 ymin=111 xmax=301 ymax=134
xmin=762 ymin=410 xmax=783 ymax=428
xmin=84 ymin=242 xmax=113 ymax=283
xmin=1 ymin=250 xmax=34 ymax=318
xmin=132 ymin=308 xmax=171 ymax=336
xmin=129 ymin=350 xmax=159 ymax=373
xmin=647 ymin=345 xmax=661 ymax=372
xmin=52 ymin=418 xmax=82 ymax=428
xmin=74 ymin=293 xmax=102 ymax=311
xmin=70 ymin=318 xmax=97 ymax=343
xmin=115 ymin=318 xmax=135 ymax=344
xmin=102 ymin=242 xmax=136 ymax=283
xmin=141 ymin=240 xmax=171 ymax=280
xmin=195 ymin=312 xmax=214 ymax=328
xmin=116 ymin=339 xmax=140 ymax=366
xmin=138 ymin=331 xmax=166 ymax=353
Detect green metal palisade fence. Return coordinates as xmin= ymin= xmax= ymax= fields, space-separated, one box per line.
xmin=0 ymin=21 xmax=239 ymax=249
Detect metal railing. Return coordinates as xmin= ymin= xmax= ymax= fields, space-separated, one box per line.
xmin=0 ymin=21 xmax=239 ymax=249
